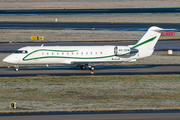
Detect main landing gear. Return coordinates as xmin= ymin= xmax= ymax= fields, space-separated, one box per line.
xmin=88 ymin=66 xmax=95 ymax=71
xmin=78 ymin=65 xmax=95 ymax=74
xmin=79 ymin=65 xmax=95 ymax=71
xmin=80 ymin=65 xmax=86 ymax=70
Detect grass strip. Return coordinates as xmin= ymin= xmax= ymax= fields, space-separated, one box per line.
xmin=0 ymin=75 xmax=180 ymax=112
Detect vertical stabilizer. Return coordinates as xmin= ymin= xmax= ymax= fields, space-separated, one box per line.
xmin=132 ymin=26 xmax=165 ymax=50
xmin=131 ymin=26 xmax=175 ymax=59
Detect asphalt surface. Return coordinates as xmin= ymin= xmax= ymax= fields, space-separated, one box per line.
xmin=1 ymin=8 xmax=180 ymax=15
xmin=0 ymin=22 xmax=179 ymax=31
xmin=0 ymin=40 xmax=180 ymax=53
xmin=1 ymin=65 xmax=180 ymax=77
xmin=0 ymin=110 xmax=180 ymax=120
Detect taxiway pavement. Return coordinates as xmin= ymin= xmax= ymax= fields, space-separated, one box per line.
xmin=0 ymin=110 xmax=180 ymax=120
xmin=0 ymin=40 xmax=180 ymax=53
xmin=1 ymin=8 xmax=180 ymax=15
xmin=0 ymin=22 xmax=179 ymax=31
xmin=1 ymin=65 xmax=180 ymax=77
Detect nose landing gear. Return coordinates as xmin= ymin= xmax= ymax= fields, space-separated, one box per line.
xmin=14 ymin=65 xmax=19 ymax=71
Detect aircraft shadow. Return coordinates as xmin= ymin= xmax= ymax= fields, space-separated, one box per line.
xmin=12 ymin=65 xmax=161 ymax=71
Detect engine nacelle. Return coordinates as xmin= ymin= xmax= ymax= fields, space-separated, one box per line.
xmin=114 ymin=46 xmax=138 ymax=56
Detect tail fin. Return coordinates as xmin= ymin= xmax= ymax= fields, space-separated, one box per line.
xmin=132 ymin=26 xmax=174 ymax=50
xmin=130 ymin=26 xmax=175 ymax=59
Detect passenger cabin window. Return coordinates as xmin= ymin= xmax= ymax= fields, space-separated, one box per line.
xmin=14 ymin=50 xmax=28 ymax=54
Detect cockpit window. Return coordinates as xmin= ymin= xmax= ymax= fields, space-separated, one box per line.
xmin=14 ymin=50 xmax=28 ymax=54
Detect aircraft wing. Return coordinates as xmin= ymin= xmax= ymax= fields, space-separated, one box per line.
xmin=71 ymin=61 xmax=125 ymax=65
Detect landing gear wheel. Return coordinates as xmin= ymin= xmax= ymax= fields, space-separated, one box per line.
xmin=14 ymin=65 xmax=19 ymax=72
xmin=91 ymin=66 xmax=95 ymax=71
xmin=89 ymin=66 xmax=95 ymax=70
xmin=80 ymin=65 xmax=86 ymax=70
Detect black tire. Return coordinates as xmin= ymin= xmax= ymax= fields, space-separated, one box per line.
xmin=89 ymin=66 xmax=95 ymax=70
xmin=91 ymin=66 xmax=95 ymax=70
xmin=80 ymin=65 xmax=86 ymax=70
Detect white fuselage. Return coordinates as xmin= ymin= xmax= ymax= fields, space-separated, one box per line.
xmin=3 ymin=45 xmax=139 ymax=65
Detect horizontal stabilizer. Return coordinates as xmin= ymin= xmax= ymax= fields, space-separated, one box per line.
xmin=151 ymin=27 xmax=175 ymax=33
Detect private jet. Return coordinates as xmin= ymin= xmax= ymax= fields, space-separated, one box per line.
xmin=3 ymin=26 xmax=172 ymax=71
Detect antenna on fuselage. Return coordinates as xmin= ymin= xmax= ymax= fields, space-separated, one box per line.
xmin=41 ymin=44 xmax=44 ymax=47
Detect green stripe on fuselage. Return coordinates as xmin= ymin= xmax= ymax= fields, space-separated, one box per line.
xmin=132 ymin=36 xmax=157 ymax=49
xmin=22 ymin=49 xmax=116 ymax=61
xmin=23 ymin=49 xmax=78 ymax=61
xmin=23 ymin=55 xmax=116 ymax=61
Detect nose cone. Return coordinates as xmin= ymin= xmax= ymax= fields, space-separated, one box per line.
xmin=3 ymin=55 xmax=18 ymax=64
xmin=3 ymin=56 xmax=11 ymax=63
